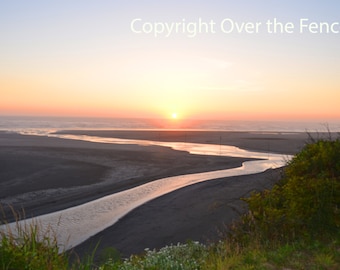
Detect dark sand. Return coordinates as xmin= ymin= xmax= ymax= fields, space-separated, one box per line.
xmin=0 ymin=130 xmax=314 ymax=260
xmin=75 ymin=169 xmax=282 ymax=260
xmin=0 ymin=132 xmax=251 ymax=220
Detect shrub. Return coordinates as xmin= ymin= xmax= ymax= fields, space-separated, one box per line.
xmin=285 ymin=139 xmax=340 ymax=179
xmin=240 ymin=139 xmax=340 ymax=242
xmin=0 ymin=221 xmax=69 ymax=270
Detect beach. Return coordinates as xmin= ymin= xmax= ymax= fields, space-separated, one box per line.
xmin=0 ymin=130 xmax=311 ymax=259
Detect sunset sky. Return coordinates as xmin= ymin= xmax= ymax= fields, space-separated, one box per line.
xmin=1 ymin=1 xmax=340 ymax=121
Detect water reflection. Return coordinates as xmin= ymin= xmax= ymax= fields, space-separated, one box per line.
xmin=0 ymin=134 xmax=292 ymax=251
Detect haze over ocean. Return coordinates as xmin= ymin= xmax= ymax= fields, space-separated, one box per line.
xmin=1 ymin=116 xmax=340 ymax=134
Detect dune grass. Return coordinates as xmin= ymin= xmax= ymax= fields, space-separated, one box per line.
xmin=0 ymin=218 xmax=69 ymax=269
xmin=1 ymin=138 xmax=339 ymax=269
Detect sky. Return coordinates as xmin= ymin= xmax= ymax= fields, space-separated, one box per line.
xmin=1 ymin=0 xmax=340 ymax=121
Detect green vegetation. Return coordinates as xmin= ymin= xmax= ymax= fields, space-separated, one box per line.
xmin=1 ymin=139 xmax=339 ymax=269
xmin=0 ymin=220 xmax=70 ymax=270
xmin=240 ymin=138 xmax=340 ymax=243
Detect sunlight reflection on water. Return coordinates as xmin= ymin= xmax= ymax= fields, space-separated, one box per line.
xmin=0 ymin=134 xmax=292 ymax=252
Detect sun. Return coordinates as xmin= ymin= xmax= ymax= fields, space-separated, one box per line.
xmin=171 ymin=113 xmax=178 ymax=119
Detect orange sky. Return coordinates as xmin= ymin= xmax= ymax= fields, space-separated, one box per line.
xmin=1 ymin=1 xmax=340 ymax=121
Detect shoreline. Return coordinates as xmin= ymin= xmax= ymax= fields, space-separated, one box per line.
xmin=54 ymin=129 xmax=314 ymax=154
xmin=0 ymin=130 xmax=312 ymax=259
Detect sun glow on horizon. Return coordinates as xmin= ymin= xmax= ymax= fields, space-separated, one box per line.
xmin=171 ymin=113 xmax=178 ymax=119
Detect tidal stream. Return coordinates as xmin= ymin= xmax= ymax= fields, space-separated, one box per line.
xmin=0 ymin=134 xmax=292 ymax=252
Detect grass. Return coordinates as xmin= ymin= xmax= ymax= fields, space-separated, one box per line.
xmin=1 ymin=138 xmax=339 ymax=269
xmin=0 ymin=219 xmax=69 ymax=269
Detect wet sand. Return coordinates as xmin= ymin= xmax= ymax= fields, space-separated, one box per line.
xmin=0 ymin=130 xmax=313 ymax=260
xmin=0 ymin=132 xmax=251 ymax=221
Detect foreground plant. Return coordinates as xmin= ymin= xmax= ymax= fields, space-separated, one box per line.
xmin=0 ymin=220 xmax=69 ymax=270
xmin=99 ymin=241 xmax=207 ymax=270
xmin=240 ymin=139 xmax=340 ymax=243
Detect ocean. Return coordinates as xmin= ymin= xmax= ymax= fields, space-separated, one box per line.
xmin=1 ymin=115 xmax=339 ymax=134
